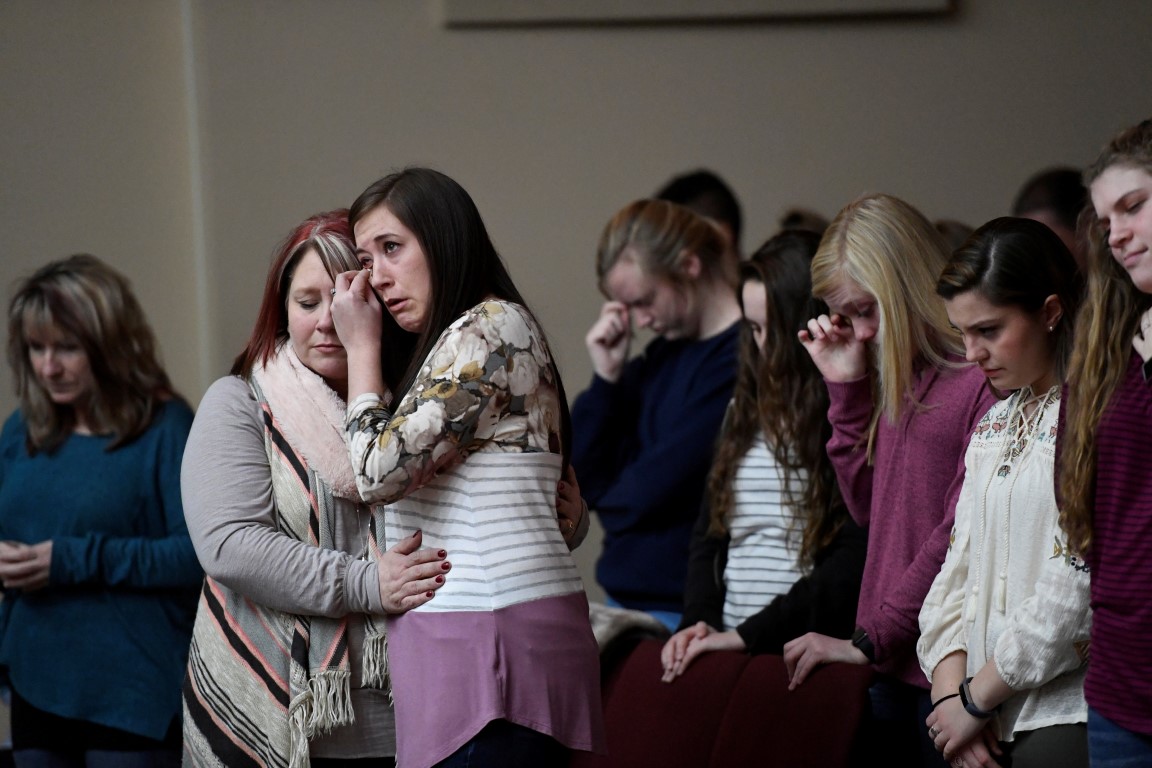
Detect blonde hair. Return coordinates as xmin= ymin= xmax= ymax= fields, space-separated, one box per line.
xmin=596 ymin=198 xmax=734 ymax=291
xmin=811 ymin=193 xmax=962 ymax=456
xmin=7 ymin=254 xmax=177 ymax=453
xmin=1059 ymin=119 xmax=1152 ymax=554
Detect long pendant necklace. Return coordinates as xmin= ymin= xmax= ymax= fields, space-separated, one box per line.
xmin=978 ymin=385 xmax=1058 ymax=611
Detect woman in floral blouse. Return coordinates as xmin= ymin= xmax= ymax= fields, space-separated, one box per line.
xmin=331 ymin=168 xmax=605 ymax=768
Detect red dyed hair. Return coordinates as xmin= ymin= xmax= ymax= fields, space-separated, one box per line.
xmin=232 ymin=209 xmax=357 ymax=379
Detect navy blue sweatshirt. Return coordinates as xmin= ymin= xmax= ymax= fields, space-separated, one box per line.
xmin=572 ymin=323 xmax=739 ymax=612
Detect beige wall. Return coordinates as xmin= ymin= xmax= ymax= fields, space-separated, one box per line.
xmin=3 ymin=0 xmax=1151 ymax=601
xmin=1 ymin=0 xmax=201 ymax=413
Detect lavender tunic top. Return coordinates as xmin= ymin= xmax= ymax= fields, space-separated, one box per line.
xmin=347 ymin=300 xmax=605 ymax=767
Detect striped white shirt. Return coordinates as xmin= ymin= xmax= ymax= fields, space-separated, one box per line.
xmin=722 ymin=435 xmax=805 ymax=630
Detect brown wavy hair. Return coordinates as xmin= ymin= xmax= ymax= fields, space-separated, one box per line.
xmin=7 ymin=254 xmax=179 ymax=453
xmin=705 ymin=230 xmax=846 ymax=570
xmin=1059 ymin=118 xmax=1152 ymax=555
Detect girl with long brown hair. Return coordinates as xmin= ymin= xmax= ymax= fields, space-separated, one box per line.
xmin=332 ymin=169 xmax=605 ymax=768
xmin=660 ymin=230 xmax=865 ymax=681
xmin=920 ymin=217 xmax=1089 ymax=768
xmin=1059 ymin=118 xmax=1152 ymax=767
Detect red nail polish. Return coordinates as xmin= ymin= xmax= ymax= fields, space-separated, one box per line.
xmin=437 ymin=550 xmax=447 ymax=558
xmin=425 ymin=591 xmax=435 ymax=598
xmin=435 ymin=575 xmax=444 ymax=584
xmin=441 ymin=561 xmax=451 ymax=570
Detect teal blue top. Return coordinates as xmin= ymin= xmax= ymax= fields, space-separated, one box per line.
xmin=0 ymin=400 xmax=202 ymax=740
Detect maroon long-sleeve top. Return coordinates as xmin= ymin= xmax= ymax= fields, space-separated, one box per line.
xmin=825 ymin=358 xmax=995 ymax=687
xmin=1081 ymin=353 xmax=1152 ymax=735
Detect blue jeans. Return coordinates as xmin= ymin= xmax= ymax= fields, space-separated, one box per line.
xmin=866 ymin=676 xmax=946 ymax=767
xmin=1088 ymin=707 xmax=1152 ymax=768
xmin=9 ymin=687 xmax=179 ymax=768
xmin=434 ymin=720 xmax=566 ymax=768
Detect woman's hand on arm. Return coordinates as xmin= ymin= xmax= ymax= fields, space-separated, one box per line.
xmin=0 ymin=540 xmax=51 ymax=591
xmin=798 ymin=314 xmax=868 ymax=383
xmin=660 ymin=622 xmax=746 ymax=683
xmin=556 ymin=464 xmax=590 ymax=551
xmin=376 ymin=529 xmax=451 ymax=613
xmin=925 ymin=652 xmax=986 ymax=761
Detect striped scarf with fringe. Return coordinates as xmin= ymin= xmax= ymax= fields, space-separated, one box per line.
xmin=182 ymin=347 xmax=389 ymax=768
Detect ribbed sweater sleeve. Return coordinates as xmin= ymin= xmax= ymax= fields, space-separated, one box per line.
xmin=823 ymin=377 xmax=875 ymax=528
xmin=866 ymin=369 xmax=995 ymax=671
xmin=49 ymin=401 xmax=203 ymax=589
xmin=830 ymin=361 xmax=996 ymax=686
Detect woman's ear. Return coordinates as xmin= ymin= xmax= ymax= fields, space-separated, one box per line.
xmin=1042 ymin=294 xmax=1063 ymax=331
xmin=678 ymin=251 xmax=703 ymax=281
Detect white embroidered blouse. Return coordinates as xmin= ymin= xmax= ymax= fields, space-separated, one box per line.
xmin=917 ymin=387 xmax=1090 ymax=741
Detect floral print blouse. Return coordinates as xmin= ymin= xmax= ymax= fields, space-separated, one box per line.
xmin=347 ymin=299 xmax=564 ymax=504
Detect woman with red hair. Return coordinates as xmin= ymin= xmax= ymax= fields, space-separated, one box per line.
xmin=181 ymin=208 xmax=587 ymax=768
xmin=180 ymin=210 xmax=454 ymax=768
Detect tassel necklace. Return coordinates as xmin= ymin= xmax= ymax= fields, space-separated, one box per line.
xmin=995 ymin=385 xmax=1058 ymax=478
xmin=975 ymin=384 xmax=1060 ymax=612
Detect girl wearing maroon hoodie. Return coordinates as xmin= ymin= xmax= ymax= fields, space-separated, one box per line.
xmin=783 ymin=193 xmax=996 ymax=767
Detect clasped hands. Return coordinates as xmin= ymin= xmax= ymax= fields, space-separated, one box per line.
xmin=0 ymin=540 xmax=52 ymax=591
xmin=926 ymin=692 xmax=1003 ymax=768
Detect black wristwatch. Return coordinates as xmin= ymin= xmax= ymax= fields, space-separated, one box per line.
xmin=959 ymin=677 xmax=999 ymax=719
xmin=850 ymin=627 xmax=876 ymax=663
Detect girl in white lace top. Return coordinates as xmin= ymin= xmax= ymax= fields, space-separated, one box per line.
xmin=919 ymin=217 xmax=1089 ymax=768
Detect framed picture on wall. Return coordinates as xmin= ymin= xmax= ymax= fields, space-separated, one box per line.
xmin=441 ymin=0 xmax=956 ymax=27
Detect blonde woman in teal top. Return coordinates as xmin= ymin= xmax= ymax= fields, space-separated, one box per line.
xmin=0 ymin=255 xmax=200 ymax=767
